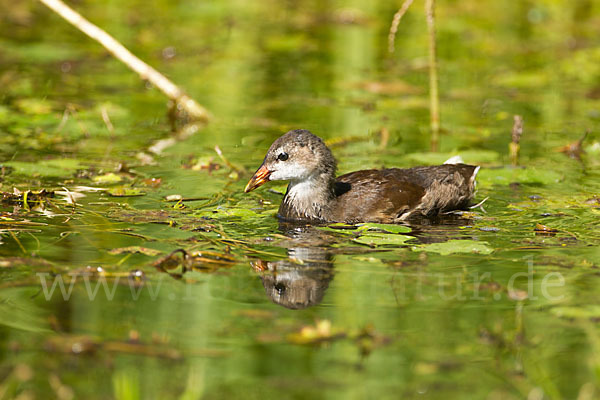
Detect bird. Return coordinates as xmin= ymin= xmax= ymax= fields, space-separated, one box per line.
xmin=244 ymin=129 xmax=479 ymax=224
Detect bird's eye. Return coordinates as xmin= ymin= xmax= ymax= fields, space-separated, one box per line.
xmin=277 ymin=152 xmax=289 ymax=161
xmin=274 ymin=282 xmax=286 ymax=295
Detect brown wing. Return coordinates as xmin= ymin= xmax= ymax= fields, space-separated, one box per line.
xmin=329 ymin=169 xmax=426 ymax=224
xmin=329 ymin=164 xmax=479 ymax=222
xmin=385 ymin=164 xmax=479 ymax=216
xmin=389 ymin=164 xmax=479 ymax=189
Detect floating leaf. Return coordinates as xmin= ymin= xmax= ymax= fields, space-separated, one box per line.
xmin=357 ymin=223 xmax=411 ymax=234
xmin=354 ymin=233 xmax=413 ymax=246
xmin=109 ymin=247 xmax=162 ymax=256
xmin=108 ymin=188 xmax=145 ymax=197
xmin=413 ymin=240 xmax=493 ymax=255
xmin=317 ymin=223 xmax=359 ymax=235
xmin=196 ymin=207 xmax=260 ymax=219
xmin=326 ymin=223 xmax=357 ymax=230
xmin=319 ymin=222 xmax=411 ymax=237
xmin=93 ymin=173 xmax=122 ymax=184
xmin=3 ymin=159 xmax=83 ymax=178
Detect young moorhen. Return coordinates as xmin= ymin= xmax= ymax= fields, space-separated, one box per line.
xmin=245 ymin=129 xmax=479 ymax=223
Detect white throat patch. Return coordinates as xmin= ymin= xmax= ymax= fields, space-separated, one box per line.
xmin=287 ymin=178 xmax=321 ymax=203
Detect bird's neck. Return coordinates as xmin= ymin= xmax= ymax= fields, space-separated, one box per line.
xmin=279 ymin=173 xmax=336 ymax=222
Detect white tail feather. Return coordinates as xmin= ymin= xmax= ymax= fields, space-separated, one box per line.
xmin=444 ymin=155 xmax=464 ymax=165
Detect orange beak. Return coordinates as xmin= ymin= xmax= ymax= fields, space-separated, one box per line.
xmin=244 ymin=164 xmax=271 ymax=193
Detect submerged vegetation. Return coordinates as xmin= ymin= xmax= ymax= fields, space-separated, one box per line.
xmin=0 ymin=0 xmax=599 ymax=399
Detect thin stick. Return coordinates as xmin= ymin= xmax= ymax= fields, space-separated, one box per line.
xmin=425 ymin=0 xmax=440 ymax=152
xmin=38 ymin=0 xmax=210 ymax=122
xmin=510 ymin=115 xmax=523 ymax=166
xmin=101 ymin=107 xmax=115 ymax=135
xmin=387 ymin=0 xmax=415 ymax=53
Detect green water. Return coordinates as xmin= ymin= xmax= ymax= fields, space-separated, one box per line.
xmin=1 ymin=0 xmax=600 ymax=399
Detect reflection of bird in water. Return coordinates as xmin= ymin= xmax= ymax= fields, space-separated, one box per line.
xmin=252 ymin=222 xmax=336 ymax=310
xmin=251 ymin=215 xmax=477 ymax=309
xmin=253 ymin=246 xmax=334 ymax=310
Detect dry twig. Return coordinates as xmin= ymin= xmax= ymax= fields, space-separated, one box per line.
xmin=388 ymin=0 xmax=440 ymax=151
xmin=510 ymin=115 xmax=523 ymax=165
xmin=425 ymin=0 xmax=440 ymax=152
xmin=387 ymin=0 xmax=415 ymax=53
xmin=38 ymin=0 xmax=210 ymax=122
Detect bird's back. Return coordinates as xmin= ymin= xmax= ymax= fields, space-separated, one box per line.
xmin=330 ymin=164 xmax=479 ymax=223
